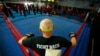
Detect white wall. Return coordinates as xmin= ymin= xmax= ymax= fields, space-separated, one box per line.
xmin=58 ymin=1 xmax=91 ymax=9
xmin=98 ymin=8 xmax=100 ymax=13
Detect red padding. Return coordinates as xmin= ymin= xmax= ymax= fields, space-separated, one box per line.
xmin=63 ymin=12 xmax=89 ymax=56
xmin=1 ymin=11 xmax=40 ymax=56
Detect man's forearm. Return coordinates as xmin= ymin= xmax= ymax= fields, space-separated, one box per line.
xmin=71 ymin=37 xmax=77 ymax=46
xmin=18 ymin=36 xmax=28 ymax=45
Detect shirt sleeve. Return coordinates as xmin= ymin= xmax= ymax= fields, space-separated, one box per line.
xmin=22 ymin=38 xmax=33 ymax=47
xmin=61 ymin=37 xmax=72 ymax=47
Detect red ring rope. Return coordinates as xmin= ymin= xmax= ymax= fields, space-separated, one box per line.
xmin=63 ymin=12 xmax=89 ymax=56
xmin=1 ymin=10 xmax=39 ymax=56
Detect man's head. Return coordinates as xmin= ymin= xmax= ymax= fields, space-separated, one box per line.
xmin=39 ymin=18 xmax=53 ymax=38
xmin=39 ymin=18 xmax=53 ymax=32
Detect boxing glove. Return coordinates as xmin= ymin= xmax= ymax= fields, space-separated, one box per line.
xmin=24 ymin=33 xmax=35 ymax=38
xmin=69 ymin=32 xmax=76 ymax=38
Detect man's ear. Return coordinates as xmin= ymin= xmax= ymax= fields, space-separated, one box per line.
xmin=39 ymin=29 xmax=42 ymax=32
xmin=53 ymin=26 xmax=54 ymax=30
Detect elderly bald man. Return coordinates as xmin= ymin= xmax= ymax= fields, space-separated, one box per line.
xmin=18 ymin=18 xmax=77 ymax=56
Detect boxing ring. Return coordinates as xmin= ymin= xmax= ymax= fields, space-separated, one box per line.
xmin=0 ymin=11 xmax=90 ymax=56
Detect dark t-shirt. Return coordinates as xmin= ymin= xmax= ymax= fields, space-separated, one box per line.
xmin=22 ymin=36 xmax=72 ymax=56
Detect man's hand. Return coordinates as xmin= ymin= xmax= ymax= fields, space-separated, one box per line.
xmin=69 ymin=32 xmax=77 ymax=46
xmin=18 ymin=33 xmax=35 ymax=45
xmin=24 ymin=33 xmax=35 ymax=38
xmin=69 ymin=32 xmax=76 ymax=38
